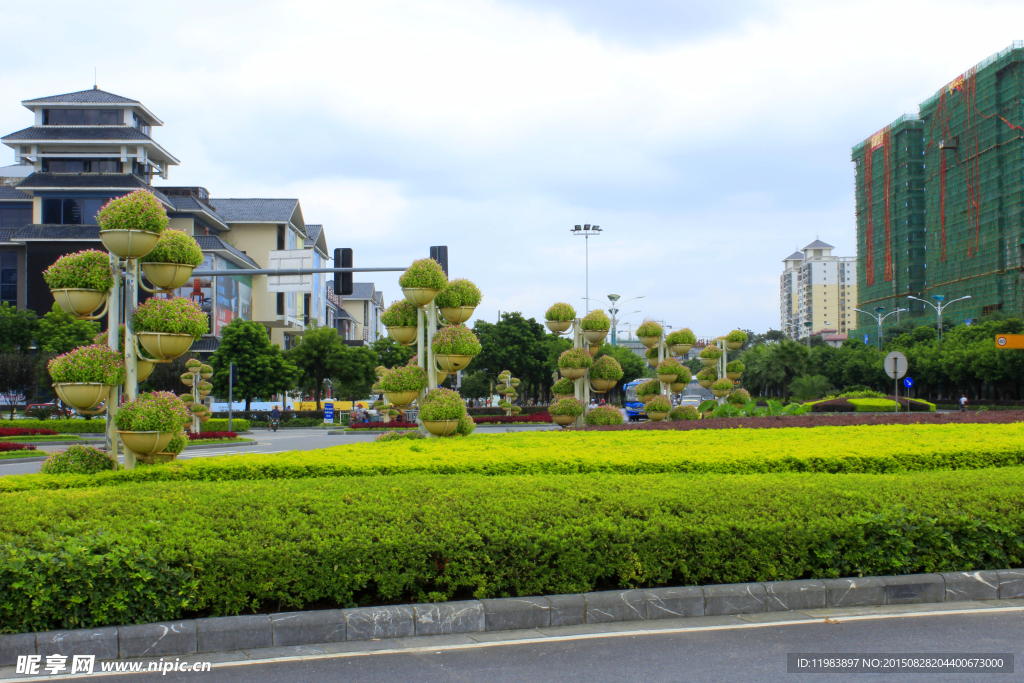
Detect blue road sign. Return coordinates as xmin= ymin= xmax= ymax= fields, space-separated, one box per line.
xmin=863 ymin=334 xmax=870 ymax=344
xmin=904 ymin=377 xmax=914 ymax=388
xmin=323 ymin=401 xmax=334 ymax=424
xmin=965 ymin=318 xmax=973 ymax=326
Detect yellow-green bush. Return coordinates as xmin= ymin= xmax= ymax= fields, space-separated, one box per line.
xmin=849 ymin=398 xmax=936 ymax=412
xmin=0 ymin=419 xmax=105 ymax=433
xmin=6 ymin=422 xmax=1024 ymax=492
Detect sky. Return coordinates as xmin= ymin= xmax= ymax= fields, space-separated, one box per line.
xmin=2 ymin=0 xmax=1023 ymax=336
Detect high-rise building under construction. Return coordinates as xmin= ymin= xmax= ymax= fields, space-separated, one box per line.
xmin=852 ymin=42 xmax=1024 ymax=342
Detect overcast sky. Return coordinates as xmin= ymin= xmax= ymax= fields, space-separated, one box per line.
xmin=2 ymin=0 xmax=1023 ymax=336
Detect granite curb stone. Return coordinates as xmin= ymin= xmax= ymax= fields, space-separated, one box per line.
xmin=195 ymin=615 xmax=271 ymax=653
xmin=942 ymin=571 xmax=999 ymax=602
xmin=118 ymin=621 xmax=197 ymax=658
xmin=548 ymin=594 xmax=585 ymax=626
xmin=270 ymin=610 xmax=345 ymax=647
xmin=0 ymin=634 xmax=35 ymax=668
xmin=883 ymin=574 xmax=945 ymax=605
xmin=822 ymin=576 xmax=887 ymax=607
xmin=584 ymin=590 xmax=646 ymax=623
xmin=996 ymin=569 xmax=1024 ymax=599
xmin=345 ymin=605 xmax=415 ymax=641
xmin=703 ymin=583 xmax=766 ymax=616
xmin=413 ymin=601 xmax=485 ymax=636
xmin=643 ymin=587 xmax=704 ymax=620
xmin=481 ymin=597 xmax=551 ymax=631
xmin=36 ymin=628 xmax=118 ymax=660
xmin=763 ymin=580 xmax=826 ymax=612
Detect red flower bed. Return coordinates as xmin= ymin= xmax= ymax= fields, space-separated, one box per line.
xmin=0 ymin=442 xmax=36 ymax=452
xmin=191 ymin=431 xmax=237 ymax=440
xmin=349 ymin=420 xmax=419 ymax=430
xmin=473 ymin=412 xmax=552 ymax=424
xmin=581 ymin=410 xmax=1024 ymax=432
xmin=0 ymin=427 xmax=58 ymax=437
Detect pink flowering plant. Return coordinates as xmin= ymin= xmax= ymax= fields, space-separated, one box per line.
xmin=133 ymin=297 xmax=208 ymax=338
xmin=43 ymin=250 xmax=115 ymax=291
xmin=636 ymin=321 xmax=663 ymax=338
xmin=431 ymin=324 xmax=482 ymax=356
xmin=97 ymin=190 xmax=169 ymax=234
xmin=545 ymin=303 xmax=576 ymax=322
xmin=398 ymin=258 xmax=447 ymax=290
xmin=590 ymin=355 xmax=624 ymax=381
xmin=551 ymin=377 xmax=575 ymax=395
xmin=656 ymin=358 xmax=684 ymax=378
xmin=456 ymin=413 xmax=476 ymax=436
xmin=550 ymin=397 xmax=584 ymax=418
xmin=434 ymin=279 xmax=482 ymax=308
xmin=635 ymin=379 xmax=661 ymax=398
xmin=558 ymin=347 xmax=594 ymax=370
xmin=141 ymin=229 xmax=203 ymax=266
xmin=647 ymin=394 xmax=672 ymax=413
xmin=380 ymin=365 xmax=428 ymax=392
xmin=585 ymin=405 xmax=624 ymax=426
xmin=418 ymin=387 xmax=466 ymax=421
xmin=40 ymin=445 xmax=117 ymax=475
xmin=580 ymin=309 xmax=610 ymax=331
xmin=115 ymin=391 xmax=191 ymax=433
xmin=381 ymin=300 xmax=419 ymax=327
xmin=164 ymin=430 xmax=188 ymax=455
xmin=47 ymin=345 xmax=125 ymax=385
xmin=667 ymin=328 xmax=696 ymax=346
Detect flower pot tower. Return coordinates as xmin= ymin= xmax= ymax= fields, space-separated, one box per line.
xmin=545 ymin=304 xmax=612 ymax=427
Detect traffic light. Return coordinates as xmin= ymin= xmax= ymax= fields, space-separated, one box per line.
xmin=430 ymin=245 xmax=448 ymax=277
xmin=334 ymin=248 xmax=353 ymax=296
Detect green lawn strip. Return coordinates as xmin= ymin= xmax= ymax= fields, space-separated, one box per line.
xmin=186 ymin=438 xmax=254 ymax=446
xmin=0 ymin=450 xmax=41 ymax=460
xmin=5 ymin=422 xmax=1024 ymax=493
xmin=1 ymin=466 xmax=1022 ymax=632
xmin=0 ymin=435 xmax=83 ymax=443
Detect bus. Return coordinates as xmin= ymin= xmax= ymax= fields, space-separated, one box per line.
xmin=623 ymin=379 xmax=648 ymax=421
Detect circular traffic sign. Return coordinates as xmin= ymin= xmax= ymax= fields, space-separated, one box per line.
xmin=998 ymin=336 xmax=1008 ymax=347
xmin=884 ymin=351 xmax=908 ymax=379
xmin=904 ymin=377 xmax=914 ymax=388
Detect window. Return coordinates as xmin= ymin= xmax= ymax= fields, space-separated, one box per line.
xmin=41 ymin=198 xmax=107 ymax=225
xmin=43 ymin=109 xmax=123 ymax=125
xmin=277 ymin=292 xmax=285 ymax=316
xmin=42 ymin=158 xmax=120 ymax=173
xmin=0 ymin=207 xmax=31 ymax=229
xmin=277 ymin=226 xmax=285 ymax=250
xmin=1 ymin=252 xmax=16 ymax=305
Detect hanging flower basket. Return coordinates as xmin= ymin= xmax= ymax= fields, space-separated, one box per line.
xmin=423 ymin=420 xmax=459 ymax=436
xmin=550 ymin=397 xmax=584 ymax=427
xmin=200 ymin=364 xmax=213 ymax=380
xmin=669 ymin=382 xmax=688 ymax=392
xmin=100 ymin=230 xmax=162 ymax=259
xmin=139 ymin=332 xmax=195 ymax=361
xmin=379 ymin=365 xmax=428 ymax=407
xmin=385 ymin=390 xmax=418 ymax=407
xmin=115 ymin=391 xmax=190 ymax=455
xmin=138 ymin=359 xmax=155 ymax=382
xmin=97 ymin=190 xmax=168 ymax=259
xmin=53 ymin=289 xmax=109 ymax=319
xmin=139 ymin=230 xmax=204 ymax=291
xmin=44 ymin=250 xmax=116 ymax=320
xmin=590 ymin=378 xmax=616 ymax=392
xmin=724 ymin=330 xmax=748 ymax=351
xmin=551 ymin=414 xmax=575 ymax=426
xmin=435 ymin=279 xmax=481 ymax=324
xmin=382 ymin=300 xmax=420 ymax=345
xmin=388 ymin=326 xmax=418 ymax=346
xmin=545 ymin=303 xmax=575 ymax=334
xmin=419 ymin=387 xmax=466 ymax=436
xmin=141 ymin=263 xmax=195 ymax=291
xmin=399 ymin=258 xmax=448 ymax=307
xmin=48 ymin=345 xmax=124 ymax=410
xmin=197 ymin=381 xmax=212 ymax=397
xmin=546 ymin=320 xmax=572 ymax=334
xmin=431 ymin=324 xmax=481 ymax=372
xmin=667 ymin=329 xmax=696 ymax=356
xmin=54 ymin=383 xmax=110 ymax=411
xmin=133 ymin=297 xmax=207 ymax=360
xmin=579 ymin=310 xmax=610 ymax=344
xmin=711 ymin=378 xmax=733 ymax=398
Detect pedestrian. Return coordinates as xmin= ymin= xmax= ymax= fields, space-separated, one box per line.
xmin=959 ymin=394 xmax=968 ymax=412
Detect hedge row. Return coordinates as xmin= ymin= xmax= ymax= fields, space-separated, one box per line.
xmin=2 ymin=467 xmax=1023 ymax=632
xmin=810 ymin=397 xmax=935 ymax=413
xmin=0 ymin=420 xmax=105 ymax=434
xmin=6 ymin=423 xmax=1024 ymax=492
xmin=201 ymin=419 xmax=250 ymax=433
xmin=467 ymin=406 xmax=550 ymax=416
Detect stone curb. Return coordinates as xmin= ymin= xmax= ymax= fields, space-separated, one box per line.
xmin=0 ymin=569 xmax=1012 ymax=665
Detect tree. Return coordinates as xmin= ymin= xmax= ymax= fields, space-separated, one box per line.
xmin=144 ymin=353 xmax=197 ymax=393
xmin=333 ymin=345 xmax=379 ymax=401
xmin=209 ymin=319 xmax=297 ymax=410
xmin=36 ymin=303 xmax=99 ymax=355
xmin=789 ymin=374 xmax=832 ymax=401
xmin=472 ymin=313 xmax=551 ymax=401
xmin=0 ymin=303 xmax=37 ymax=353
xmin=287 ymin=322 xmax=350 ymax=405
xmin=372 ymin=335 xmax=416 ymax=368
xmin=458 ymin=371 xmax=492 ymax=400
xmin=0 ymin=352 xmax=36 ymax=418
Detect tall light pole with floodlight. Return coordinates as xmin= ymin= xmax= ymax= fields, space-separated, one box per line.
xmin=571 ymin=224 xmax=602 ymax=314
xmin=906 ymin=294 xmax=971 ymax=341
xmin=854 ymin=306 xmax=907 ymax=349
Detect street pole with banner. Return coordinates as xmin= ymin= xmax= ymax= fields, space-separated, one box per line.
xmin=884 ymin=351 xmax=908 ymax=413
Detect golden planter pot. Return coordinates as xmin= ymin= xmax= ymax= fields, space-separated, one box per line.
xmin=141 ymin=262 xmax=196 ymax=291
xmin=137 ymin=359 xmax=156 ymax=382
xmin=698 ymin=379 xmax=714 ymax=389
xmin=590 ymin=378 xmax=617 ymax=392
xmin=647 ymin=411 xmax=668 ymax=421
xmin=135 ymin=451 xmax=179 ymax=465
xmin=51 ymin=288 xmax=108 ymax=319
xmin=712 ymin=389 xmax=731 ymax=398
xmin=551 ymin=414 xmax=576 ymax=426
xmin=200 ymin=371 xmax=213 ymax=380
xmin=559 ymin=367 xmax=587 ymax=380
xmin=700 ymin=357 xmax=719 ymax=366
xmin=583 ymin=329 xmax=608 ymax=344
xmin=384 ymin=390 xmax=418 ymax=407
xmin=53 ymin=383 xmax=109 ymax=411
xmin=402 ymin=287 xmax=439 ymax=307
xmin=588 ymin=344 xmax=601 ymax=356
xmin=118 ymin=430 xmax=174 ymax=456
xmin=545 ymin=320 xmax=572 ymax=334
xmin=435 ymin=354 xmax=474 ymax=372
xmin=647 ymin=358 xmax=658 ymax=367
xmin=726 ymin=372 xmax=742 ymax=381
xmin=669 ymin=382 xmax=689 ymax=393
xmin=138 ymin=332 xmax=195 ymax=360
xmin=100 ymin=229 xmax=161 ymax=259
xmin=553 ymin=393 xmax=574 ymax=402
xmin=657 ymin=373 xmax=678 ymax=385
xmin=422 ymin=419 xmax=459 ymax=436
xmin=638 ymin=336 xmax=660 ymax=348
xmin=181 ymin=376 xmax=194 ymax=387
xmin=387 ymin=326 xmax=419 ymax=346
xmin=198 ymin=414 xmax=211 ymax=423
xmin=198 ymin=387 xmax=212 ymax=398
xmin=439 ymin=306 xmax=476 ymax=324
xmin=725 ymin=341 xmax=743 ymax=351
xmin=670 ymin=343 xmax=692 ymax=356
xmin=436 ymin=371 xmax=449 ymax=385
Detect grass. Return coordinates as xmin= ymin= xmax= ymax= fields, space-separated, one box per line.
xmin=0 ymin=450 xmax=41 ymax=460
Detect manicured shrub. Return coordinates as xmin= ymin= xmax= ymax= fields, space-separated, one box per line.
xmin=140 ymin=229 xmax=204 ymax=266
xmin=431 ymin=325 xmax=482 ymax=356
xmin=379 ymin=365 xmax=429 ymax=392
xmin=97 ymin=190 xmax=168 ymax=234
xmin=434 ymin=279 xmax=483 ymax=308
xmin=375 ymin=430 xmax=425 ymax=443
xmin=590 ymin=355 xmax=624 ymax=381
xmin=398 ymin=258 xmax=447 ymax=290
xmin=0 ymin=420 xmax=103 ymax=434
xmin=202 ymin=419 xmax=250 ymax=432
xmin=696 ymin=368 xmax=717 ymax=383
xmin=42 ymin=250 xmax=115 ymax=292
xmin=669 ymin=405 xmax=699 ymax=421
xmin=726 ymin=330 xmax=748 ymax=343
xmin=550 ymin=397 xmax=584 ymax=418
xmin=551 ymin=377 xmax=576 ymax=395
xmin=635 ymin=379 xmax=661 ymax=398
xmin=48 ymin=345 xmax=125 ymax=385
xmin=673 ymin=367 xmax=692 ymax=385
xmin=666 ymin=329 xmax=696 ymax=346
xmin=164 ymin=431 xmax=188 ymax=456
xmin=711 ymin=379 xmax=733 ymax=393
xmin=115 ymin=392 xmax=191 ymax=433
xmin=545 ymin=303 xmax=575 ymax=322
xmin=419 ymin=388 xmax=466 ymax=421
xmin=40 ymin=446 xmax=115 ymax=475
xmin=727 ymin=389 xmax=752 ymax=406
xmin=646 ymin=395 xmax=671 ymax=413
xmin=585 ymin=404 xmax=624 ymax=425
xmin=656 ymin=358 xmax=684 ymax=378
xmin=580 ymin=309 xmax=610 ymax=331
xmin=636 ymin=321 xmax=663 ymax=338
xmin=197 ymin=381 xmax=212 ymax=393
xmin=699 ymin=345 xmax=722 ymax=360
xmin=645 ymin=347 xmax=659 ymax=361
xmin=558 ymin=347 xmax=594 ymax=369
xmin=0 ymin=442 xmax=35 ymax=452
xmin=726 ymin=360 xmax=745 ymax=373
xmin=456 ymin=413 xmax=476 ymax=436
xmin=133 ymin=297 xmax=208 ymax=338
xmin=381 ymin=300 xmax=419 ymax=327
xmin=200 ymin=364 xmax=213 ymax=375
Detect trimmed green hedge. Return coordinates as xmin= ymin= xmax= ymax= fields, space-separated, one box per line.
xmin=2 ymin=467 xmax=1023 ymax=631
xmin=0 ymin=420 xmax=105 ymax=433
xmin=201 ymin=419 xmax=250 ymax=433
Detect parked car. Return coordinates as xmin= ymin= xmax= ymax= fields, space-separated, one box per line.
xmin=24 ymin=402 xmax=71 ymax=419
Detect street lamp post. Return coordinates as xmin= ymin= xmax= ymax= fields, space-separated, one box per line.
xmin=853 ymin=306 xmax=907 ymax=349
xmin=907 ymin=294 xmax=971 ymax=341
xmin=571 ymin=224 xmax=602 ymax=314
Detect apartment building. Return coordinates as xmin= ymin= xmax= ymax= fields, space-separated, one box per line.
xmin=780 ymin=240 xmax=858 ymax=341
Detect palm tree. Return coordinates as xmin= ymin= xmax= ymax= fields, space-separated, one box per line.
xmin=789 ymin=374 xmax=833 ymax=402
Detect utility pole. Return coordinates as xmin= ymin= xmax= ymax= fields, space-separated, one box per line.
xmin=570 ymin=224 xmax=602 ymax=314
xmin=907 ymin=294 xmax=972 ymax=341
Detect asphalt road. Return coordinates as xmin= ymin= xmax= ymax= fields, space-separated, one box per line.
xmin=16 ymin=608 xmax=1021 ymax=683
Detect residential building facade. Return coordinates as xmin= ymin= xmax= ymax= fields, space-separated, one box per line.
xmin=780 ymin=240 xmax=858 ymax=341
